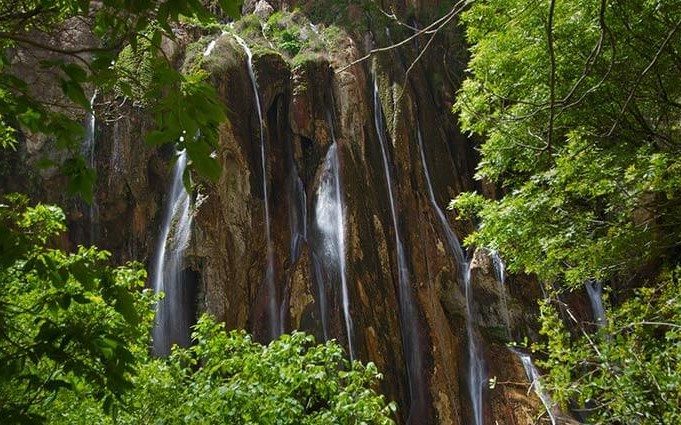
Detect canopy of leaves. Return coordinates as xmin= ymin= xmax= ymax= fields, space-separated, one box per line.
xmin=0 ymin=193 xmax=153 ymax=424
xmin=452 ymin=0 xmax=681 ymax=287
xmin=0 ymin=0 xmax=242 ymax=201
xmin=454 ymin=1 xmax=681 ymax=422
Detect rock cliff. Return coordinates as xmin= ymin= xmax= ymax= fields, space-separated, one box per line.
xmin=0 ymin=2 xmax=569 ymax=424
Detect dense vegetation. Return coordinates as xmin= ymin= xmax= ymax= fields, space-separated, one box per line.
xmin=0 ymin=196 xmax=395 ymax=424
xmin=454 ymin=0 xmax=681 ymax=422
xmin=3 ymin=0 xmax=681 ymax=423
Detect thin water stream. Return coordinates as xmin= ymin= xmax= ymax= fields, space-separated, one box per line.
xmin=416 ymin=124 xmax=484 ymax=425
xmin=586 ymin=280 xmax=607 ymax=328
xmin=234 ymin=34 xmax=281 ymax=339
xmin=151 ymin=150 xmax=193 ymax=356
xmin=491 ymin=251 xmax=512 ymax=339
xmin=373 ymin=80 xmax=426 ymax=423
xmin=514 ymin=350 xmax=558 ymax=425
xmin=81 ymin=91 xmax=99 ymax=244
xmin=151 ymin=39 xmax=225 ymax=355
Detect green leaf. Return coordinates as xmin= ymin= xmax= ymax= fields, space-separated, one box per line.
xmin=60 ymin=79 xmax=90 ymax=110
xmin=144 ymin=130 xmax=168 ymax=147
xmin=114 ymin=287 xmax=140 ymax=325
xmin=218 ymin=0 xmax=243 ymax=19
xmin=186 ymin=138 xmax=221 ymax=181
xmin=61 ymin=63 xmax=88 ymax=83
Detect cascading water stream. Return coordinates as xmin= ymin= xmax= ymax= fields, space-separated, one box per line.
xmin=463 ymin=265 xmax=485 ymax=425
xmin=151 ymin=150 xmax=194 ymax=356
xmin=373 ymin=80 xmax=426 ymax=423
xmin=415 ymin=126 xmax=465 ymax=265
xmin=514 ymin=350 xmax=558 ymax=425
xmin=586 ymin=280 xmax=607 ymax=328
xmin=81 ymin=91 xmax=99 ymax=244
xmin=151 ymin=38 xmax=225 ymax=355
xmin=416 ymin=124 xmax=484 ymax=425
xmin=314 ymin=137 xmax=354 ymax=359
xmin=288 ymin=170 xmax=306 ymax=262
xmin=327 ymin=113 xmax=354 ymax=359
xmin=491 ymin=251 xmax=512 ymax=338
xmin=234 ymin=34 xmax=280 ymax=339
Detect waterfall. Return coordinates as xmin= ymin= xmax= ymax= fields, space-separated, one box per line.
xmin=314 ymin=141 xmax=354 ymax=359
xmin=415 ymin=126 xmax=465 ymax=265
xmin=311 ymin=251 xmax=330 ymax=340
xmin=491 ymin=250 xmax=512 ymax=338
xmin=81 ymin=91 xmax=99 ymax=244
xmin=151 ymin=150 xmax=194 ymax=356
xmin=585 ymin=280 xmax=607 ymax=328
xmin=234 ymin=34 xmax=281 ymax=340
xmin=373 ymin=80 xmax=426 ymax=423
xmin=204 ymin=40 xmax=218 ymax=57
xmin=416 ymin=124 xmax=484 ymax=425
xmin=327 ymin=113 xmax=354 ymax=360
xmin=514 ymin=350 xmax=558 ymax=425
xmin=288 ymin=170 xmax=307 ymax=261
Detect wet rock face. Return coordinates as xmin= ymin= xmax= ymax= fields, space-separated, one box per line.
xmin=172 ymin=24 xmax=546 ymax=423
xmin=2 ymin=8 xmax=554 ymax=425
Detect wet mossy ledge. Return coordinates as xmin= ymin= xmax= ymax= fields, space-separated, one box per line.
xmin=181 ymin=9 xmax=352 ymax=78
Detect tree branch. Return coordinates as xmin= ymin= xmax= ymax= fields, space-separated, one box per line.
xmin=546 ymin=0 xmax=557 ymax=154
xmin=335 ymin=0 xmax=469 ymax=74
xmin=607 ymin=17 xmax=681 ymax=136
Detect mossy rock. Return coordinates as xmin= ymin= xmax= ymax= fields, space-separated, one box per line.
xmin=183 ymin=35 xmax=244 ymax=76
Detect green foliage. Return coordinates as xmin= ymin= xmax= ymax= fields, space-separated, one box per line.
xmin=453 ymin=0 xmax=681 ymax=288
xmin=48 ymin=316 xmax=396 ymax=425
xmin=0 ymin=0 xmax=241 ymax=199
xmin=265 ymin=12 xmax=304 ymax=56
xmin=455 ymin=1 xmax=681 ymax=422
xmin=0 ymin=194 xmax=154 ymax=424
xmin=535 ymin=268 xmax=681 ymax=424
xmin=0 ymin=195 xmax=396 ymax=423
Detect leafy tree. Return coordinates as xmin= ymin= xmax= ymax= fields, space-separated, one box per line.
xmin=0 ymin=195 xmax=397 ymax=424
xmin=452 ymin=0 xmax=681 ymax=287
xmin=0 ymin=0 xmax=242 ymax=200
xmin=452 ymin=0 xmax=681 ymax=422
xmin=0 ymin=193 xmax=154 ymax=424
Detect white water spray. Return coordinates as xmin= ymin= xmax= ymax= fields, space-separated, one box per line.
xmin=586 ymin=280 xmax=607 ymax=328
xmin=81 ymin=91 xmax=99 ymax=244
xmin=151 ymin=150 xmax=194 ymax=356
xmin=491 ymin=250 xmax=512 ymax=338
xmin=373 ymin=80 xmax=426 ymax=423
xmin=234 ymin=34 xmax=280 ymax=339
xmin=315 ymin=141 xmax=354 ymax=359
xmin=514 ymin=350 xmax=558 ymax=425
xmin=416 ymin=124 xmax=484 ymax=425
